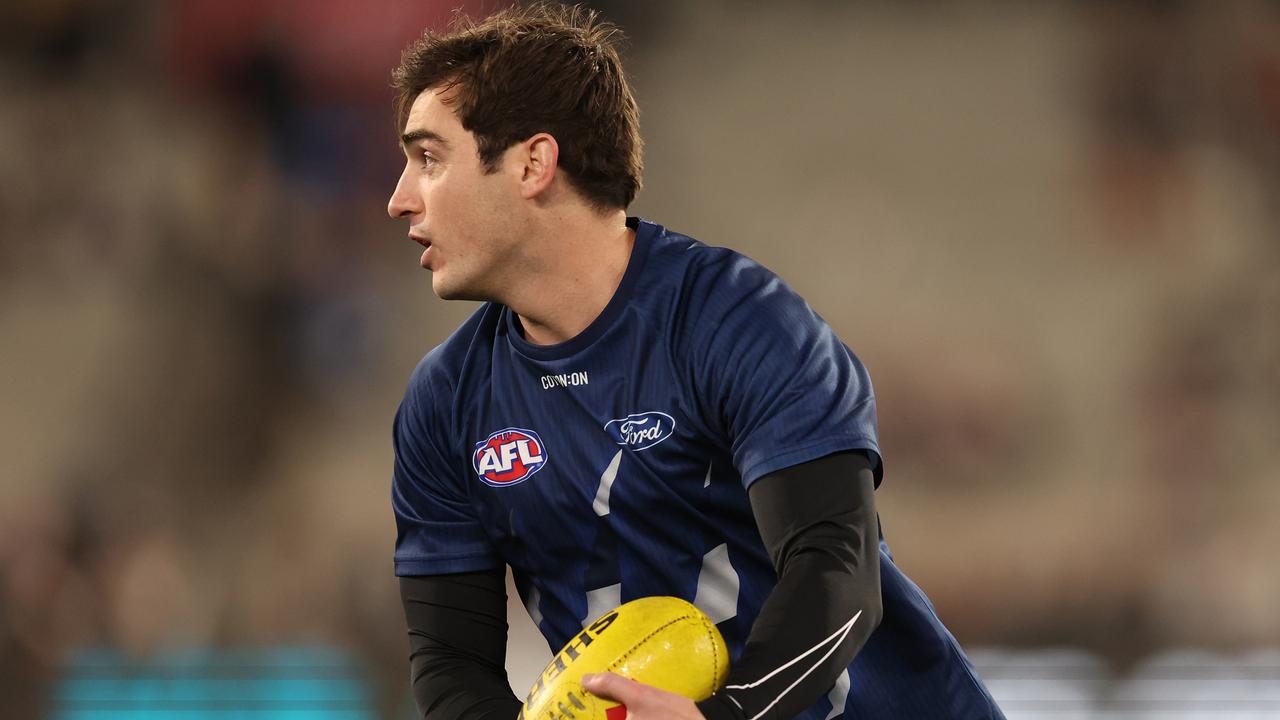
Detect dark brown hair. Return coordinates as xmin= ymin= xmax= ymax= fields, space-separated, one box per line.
xmin=392 ymin=2 xmax=643 ymax=210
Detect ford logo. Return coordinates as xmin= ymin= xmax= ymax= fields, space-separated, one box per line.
xmin=604 ymin=411 xmax=676 ymax=451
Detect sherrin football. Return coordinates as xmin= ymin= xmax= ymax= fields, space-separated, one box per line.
xmin=519 ymin=596 xmax=730 ymax=720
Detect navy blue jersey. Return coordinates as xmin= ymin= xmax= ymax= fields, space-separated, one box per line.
xmin=392 ymin=218 xmax=1001 ymax=719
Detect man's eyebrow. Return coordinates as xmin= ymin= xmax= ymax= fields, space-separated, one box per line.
xmin=400 ymin=128 xmax=449 ymax=148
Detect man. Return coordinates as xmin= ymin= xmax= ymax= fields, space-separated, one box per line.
xmin=387 ymin=4 xmax=1004 ymax=719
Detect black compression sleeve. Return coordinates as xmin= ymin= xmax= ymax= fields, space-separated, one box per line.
xmin=400 ymin=569 xmax=522 ymax=720
xmin=696 ymin=452 xmax=882 ymax=720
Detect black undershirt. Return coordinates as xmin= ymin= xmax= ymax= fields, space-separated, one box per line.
xmin=400 ymin=451 xmax=882 ymax=720
xmin=401 ymin=568 xmax=522 ymax=719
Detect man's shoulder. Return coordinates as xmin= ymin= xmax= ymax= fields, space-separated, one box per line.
xmin=637 ymin=222 xmax=814 ymax=370
xmin=405 ymin=302 xmax=503 ymax=404
xmin=643 ymin=220 xmax=782 ymax=308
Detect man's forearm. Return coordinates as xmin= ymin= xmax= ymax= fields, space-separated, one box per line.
xmin=401 ymin=571 xmax=522 ymax=720
xmin=698 ymin=452 xmax=883 ymax=720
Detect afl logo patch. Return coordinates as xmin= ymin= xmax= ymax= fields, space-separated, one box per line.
xmin=473 ymin=428 xmax=548 ymax=487
xmin=604 ymin=411 xmax=676 ymax=451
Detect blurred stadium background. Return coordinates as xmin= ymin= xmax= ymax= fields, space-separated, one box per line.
xmin=2 ymin=0 xmax=1279 ymax=718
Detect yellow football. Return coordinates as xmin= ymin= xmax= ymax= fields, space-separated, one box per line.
xmin=519 ymin=596 xmax=730 ymax=720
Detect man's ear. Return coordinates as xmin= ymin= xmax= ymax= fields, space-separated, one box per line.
xmin=518 ymin=133 xmax=559 ymax=200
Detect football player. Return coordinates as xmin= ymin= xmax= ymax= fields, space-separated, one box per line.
xmin=386 ymin=4 xmax=1005 ymax=719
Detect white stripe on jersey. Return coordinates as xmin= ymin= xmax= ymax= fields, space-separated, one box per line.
xmin=694 ymin=543 xmax=740 ymax=625
xmin=592 ymin=450 xmax=623 ymax=516
xmin=583 ymin=583 xmax=621 ymax=628
xmin=824 ymin=668 xmax=851 ymax=719
xmin=524 ymin=583 xmax=544 ymax=628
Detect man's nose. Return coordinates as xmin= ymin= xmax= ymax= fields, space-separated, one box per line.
xmin=387 ymin=168 xmax=421 ymax=219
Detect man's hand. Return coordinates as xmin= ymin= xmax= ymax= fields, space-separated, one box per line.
xmin=581 ymin=673 xmax=708 ymax=720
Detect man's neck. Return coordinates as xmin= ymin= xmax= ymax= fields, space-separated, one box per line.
xmin=509 ymin=209 xmax=634 ymax=346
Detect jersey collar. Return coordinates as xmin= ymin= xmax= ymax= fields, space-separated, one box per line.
xmin=503 ymin=216 xmax=657 ymax=361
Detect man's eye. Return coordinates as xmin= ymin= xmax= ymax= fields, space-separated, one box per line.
xmin=421 ymin=152 xmax=437 ymax=169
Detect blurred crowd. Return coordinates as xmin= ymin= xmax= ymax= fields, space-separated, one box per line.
xmin=1 ymin=1 xmax=1278 ymax=718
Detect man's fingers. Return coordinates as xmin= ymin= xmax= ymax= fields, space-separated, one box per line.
xmin=582 ymin=672 xmax=643 ymax=703
xmin=581 ymin=675 xmax=707 ymax=720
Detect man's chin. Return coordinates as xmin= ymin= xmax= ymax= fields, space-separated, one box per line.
xmin=431 ymin=275 xmax=487 ymax=302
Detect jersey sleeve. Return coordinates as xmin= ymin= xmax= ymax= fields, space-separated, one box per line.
xmin=688 ymin=253 xmax=883 ymax=488
xmin=392 ymin=360 xmax=502 ymax=576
